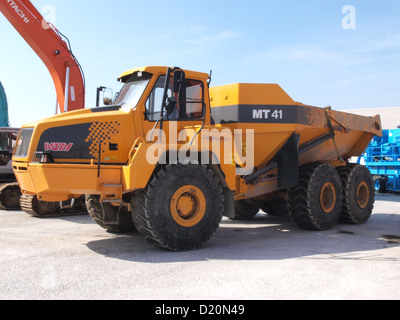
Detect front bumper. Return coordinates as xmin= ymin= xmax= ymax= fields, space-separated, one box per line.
xmin=12 ymin=162 xmax=123 ymax=202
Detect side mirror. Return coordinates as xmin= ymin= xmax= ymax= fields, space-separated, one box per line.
xmin=96 ymin=86 xmax=113 ymax=107
xmin=103 ymin=97 xmax=112 ymax=106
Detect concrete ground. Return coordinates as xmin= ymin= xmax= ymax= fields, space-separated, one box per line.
xmin=0 ymin=193 xmax=399 ymax=300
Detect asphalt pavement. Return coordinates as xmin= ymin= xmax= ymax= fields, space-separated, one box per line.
xmin=0 ymin=193 xmax=399 ymax=300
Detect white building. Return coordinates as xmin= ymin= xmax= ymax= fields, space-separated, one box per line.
xmin=341 ymin=107 xmax=400 ymax=130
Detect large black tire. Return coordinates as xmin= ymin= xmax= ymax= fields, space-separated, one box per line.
xmin=131 ymin=164 xmax=224 ymax=251
xmin=288 ymin=163 xmax=342 ymax=231
xmin=375 ymin=177 xmax=387 ymax=194
xmin=234 ymin=200 xmax=259 ymax=220
xmin=85 ymin=195 xmax=137 ymax=233
xmin=337 ymin=164 xmax=375 ymax=224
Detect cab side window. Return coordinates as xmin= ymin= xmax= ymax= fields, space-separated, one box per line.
xmin=185 ymin=80 xmax=204 ymax=119
xmin=145 ymin=76 xmax=204 ymax=121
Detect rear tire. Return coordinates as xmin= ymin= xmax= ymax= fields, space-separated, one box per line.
xmin=288 ymin=163 xmax=342 ymax=231
xmin=132 ymin=164 xmax=224 ymax=251
xmin=337 ymin=164 xmax=375 ymax=224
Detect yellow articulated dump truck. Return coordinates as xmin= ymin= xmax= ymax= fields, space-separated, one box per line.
xmin=12 ymin=66 xmax=382 ymax=251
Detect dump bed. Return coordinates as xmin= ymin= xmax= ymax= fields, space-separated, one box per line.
xmin=210 ymin=83 xmax=382 ymax=169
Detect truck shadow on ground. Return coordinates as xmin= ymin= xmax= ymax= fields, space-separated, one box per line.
xmin=85 ymin=210 xmax=400 ymax=263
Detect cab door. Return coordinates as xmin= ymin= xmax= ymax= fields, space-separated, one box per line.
xmin=142 ymin=71 xmax=206 ymax=151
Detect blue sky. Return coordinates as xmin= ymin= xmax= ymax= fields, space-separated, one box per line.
xmin=0 ymin=0 xmax=399 ymax=127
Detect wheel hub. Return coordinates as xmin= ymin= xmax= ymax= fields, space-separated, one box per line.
xmin=176 ymin=193 xmax=196 ymax=218
xmin=356 ymin=181 xmax=369 ymax=209
xmin=320 ymin=182 xmax=336 ymax=213
xmin=170 ymin=185 xmax=206 ymax=227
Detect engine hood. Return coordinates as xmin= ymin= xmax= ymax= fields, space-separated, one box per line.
xmin=18 ymin=107 xmax=136 ymax=165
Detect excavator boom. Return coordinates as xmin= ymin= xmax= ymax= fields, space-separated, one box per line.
xmin=0 ymin=0 xmax=85 ymax=112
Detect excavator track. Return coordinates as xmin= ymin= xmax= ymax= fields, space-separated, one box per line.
xmin=20 ymin=194 xmax=87 ymax=218
xmin=0 ymin=182 xmax=22 ymax=211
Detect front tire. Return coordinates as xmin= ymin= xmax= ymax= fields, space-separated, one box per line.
xmin=132 ymin=164 xmax=224 ymax=251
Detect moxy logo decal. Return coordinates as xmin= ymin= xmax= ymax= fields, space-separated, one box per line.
xmin=44 ymin=142 xmax=73 ymax=152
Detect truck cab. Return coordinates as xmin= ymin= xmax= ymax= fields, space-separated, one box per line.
xmin=12 ymin=66 xmax=231 ymax=203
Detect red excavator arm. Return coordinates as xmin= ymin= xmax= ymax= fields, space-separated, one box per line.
xmin=0 ymin=0 xmax=85 ymax=113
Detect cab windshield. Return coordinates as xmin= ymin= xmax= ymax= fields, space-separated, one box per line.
xmin=114 ymin=72 xmax=152 ymax=111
